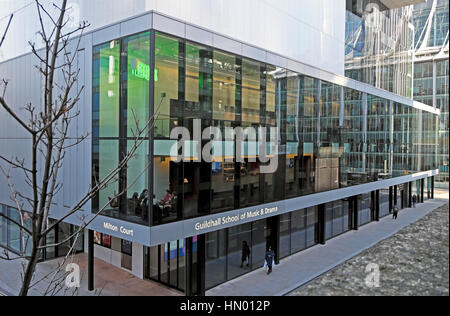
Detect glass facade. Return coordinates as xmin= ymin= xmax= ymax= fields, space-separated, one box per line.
xmin=345 ymin=4 xmax=414 ymax=98
xmin=412 ymin=0 xmax=449 ymax=49
xmin=144 ymin=238 xmax=193 ymax=292
xmin=0 ymin=204 xmax=83 ymax=259
xmin=92 ymin=30 xmax=440 ymax=227
xmin=412 ymin=0 xmax=449 ymax=188
xmin=204 ymin=209 xmax=317 ymax=290
xmin=413 ymin=59 xmax=449 ymax=188
xmin=93 ymin=32 xmax=151 ymax=225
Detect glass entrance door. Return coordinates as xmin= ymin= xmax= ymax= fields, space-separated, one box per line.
xmin=144 ymin=239 xmax=187 ymax=292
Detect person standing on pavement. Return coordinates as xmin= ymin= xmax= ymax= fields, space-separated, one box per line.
xmin=265 ymin=246 xmax=275 ymax=275
xmin=412 ymin=194 xmax=417 ymax=208
xmin=393 ymin=205 xmax=399 ymax=220
xmin=240 ymin=241 xmax=251 ymax=268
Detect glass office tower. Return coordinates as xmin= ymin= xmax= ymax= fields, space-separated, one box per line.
xmin=412 ymin=0 xmax=449 ymax=188
xmin=345 ymin=1 xmax=414 ymax=98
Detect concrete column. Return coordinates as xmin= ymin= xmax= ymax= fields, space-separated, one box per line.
xmin=389 ymin=186 xmax=393 ymax=213
xmin=185 ymin=237 xmax=193 ymax=296
xmin=394 ymin=185 xmax=398 ymax=207
xmin=197 ymin=234 xmax=206 ymax=296
xmin=353 ymin=196 xmax=359 ymax=231
xmin=420 ymin=178 xmax=425 ymax=203
xmin=375 ymin=190 xmax=380 ymax=221
xmin=131 ymin=243 xmax=144 ymax=279
xmin=408 ymin=182 xmax=412 ymax=208
xmin=318 ymin=204 xmax=326 ymax=244
xmin=88 ymin=230 xmax=94 ymax=292
xmin=431 ymin=176 xmax=435 ymax=199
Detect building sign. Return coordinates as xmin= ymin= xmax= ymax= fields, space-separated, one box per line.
xmin=131 ymin=58 xmax=150 ymax=81
xmin=103 ymin=222 xmax=134 ymax=237
xmin=193 ymin=206 xmax=279 ymax=232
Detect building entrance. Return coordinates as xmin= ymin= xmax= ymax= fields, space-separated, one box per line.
xmin=143 ymin=239 xmax=189 ymax=292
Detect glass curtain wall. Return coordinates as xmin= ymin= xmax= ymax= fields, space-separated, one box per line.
xmin=92 ymin=31 xmax=150 ymax=225
xmin=92 ymin=31 xmax=439 ymax=227
xmin=367 ymin=96 xmax=391 ymax=179
xmin=325 ymin=199 xmax=350 ymax=240
xmin=205 ymin=207 xmax=318 ymax=290
xmin=342 ymin=88 xmax=364 ymax=186
xmin=0 ymin=204 xmax=83 ymax=259
xmin=144 ymin=238 xmax=192 ymax=292
xmin=380 ymin=187 xmax=390 ymax=217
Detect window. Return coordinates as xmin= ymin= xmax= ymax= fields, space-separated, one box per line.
xmin=93 ymin=32 xmax=150 ymax=226
xmin=121 ymin=239 xmax=132 ymax=255
xmin=94 ymin=231 xmax=111 ymax=248
xmin=0 ymin=205 xmax=6 ymax=248
xmin=8 ymin=207 xmax=22 ymax=253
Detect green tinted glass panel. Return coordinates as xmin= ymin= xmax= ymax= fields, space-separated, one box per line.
xmin=154 ymin=32 xmax=179 ymax=138
xmin=127 ymin=32 xmax=150 ymax=137
xmin=98 ymin=40 xmax=120 ymax=137
xmin=98 ymin=140 xmax=119 ymax=212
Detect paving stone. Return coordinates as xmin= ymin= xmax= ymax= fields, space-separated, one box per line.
xmin=290 ymin=203 xmax=449 ymax=296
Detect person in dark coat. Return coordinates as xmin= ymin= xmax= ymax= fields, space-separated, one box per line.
xmin=265 ymin=246 xmax=275 ymax=275
xmin=412 ymin=194 xmax=417 ymax=208
xmin=240 ymin=241 xmax=251 ymax=268
xmin=393 ymin=206 xmax=399 ymax=220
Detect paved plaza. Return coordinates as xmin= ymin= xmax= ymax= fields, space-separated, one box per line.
xmin=290 ymin=202 xmax=449 ymax=296
xmin=207 ymin=190 xmax=449 ymax=296
xmin=0 ymin=253 xmax=181 ymax=296
xmin=1 ymin=191 xmax=448 ymax=296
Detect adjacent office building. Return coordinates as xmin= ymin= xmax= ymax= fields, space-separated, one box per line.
xmin=412 ymin=0 xmax=449 ymax=188
xmin=0 ymin=0 xmax=441 ymax=295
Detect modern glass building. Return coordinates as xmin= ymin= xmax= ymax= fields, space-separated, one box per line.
xmin=412 ymin=0 xmax=449 ymax=188
xmin=345 ymin=0 xmax=415 ymax=98
xmin=0 ymin=1 xmax=442 ymax=296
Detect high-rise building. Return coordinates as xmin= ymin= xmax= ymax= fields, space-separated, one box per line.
xmin=412 ymin=0 xmax=449 ymax=188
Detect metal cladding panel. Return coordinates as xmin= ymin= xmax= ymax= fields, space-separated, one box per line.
xmin=1 ymin=0 xmax=346 ymax=75
xmin=153 ymin=13 xmax=185 ymax=38
xmin=93 ymin=24 xmax=121 ymax=46
xmin=120 ymin=13 xmax=153 ymax=38
xmin=186 ymin=25 xmax=214 ymax=47
xmin=213 ymin=34 xmax=243 ymax=56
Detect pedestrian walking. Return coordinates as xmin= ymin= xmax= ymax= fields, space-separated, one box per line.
xmin=393 ymin=206 xmax=399 ymax=220
xmin=412 ymin=194 xmax=417 ymax=208
xmin=240 ymin=241 xmax=251 ymax=268
xmin=264 ymin=246 xmax=275 ymax=275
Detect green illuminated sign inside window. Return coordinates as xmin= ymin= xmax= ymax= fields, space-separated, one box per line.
xmin=131 ymin=58 xmax=150 ymax=81
xmin=131 ymin=58 xmax=158 ymax=82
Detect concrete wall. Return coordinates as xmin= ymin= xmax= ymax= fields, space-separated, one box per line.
xmin=0 ymin=34 xmax=93 ymax=216
xmin=0 ymin=0 xmax=346 ymax=75
xmin=83 ymin=231 xmax=143 ymax=279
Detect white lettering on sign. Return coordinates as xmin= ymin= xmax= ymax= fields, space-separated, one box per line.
xmin=193 ymin=206 xmax=279 ymax=232
xmin=120 ymin=226 xmax=134 ymax=237
xmin=103 ymin=222 xmax=134 ymax=237
xmin=103 ymin=222 xmax=118 ymax=232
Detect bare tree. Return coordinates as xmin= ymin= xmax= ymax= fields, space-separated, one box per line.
xmin=0 ymin=0 xmax=159 ymax=296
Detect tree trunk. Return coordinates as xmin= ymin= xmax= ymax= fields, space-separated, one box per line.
xmin=18 ymin=241 xmax=41 ymax=296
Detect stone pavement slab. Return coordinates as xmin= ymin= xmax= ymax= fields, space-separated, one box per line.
xmin=290 ymin=203 xmax=449 ymax=296
xmin=0 ymin=252 xmax=182 ymax=296
xmin=206 ymin=192 xmax=449 ymax=296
